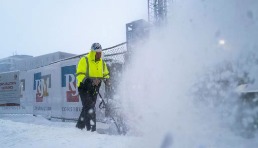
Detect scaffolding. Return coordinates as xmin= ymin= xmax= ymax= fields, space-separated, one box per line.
xmin=148 ymin=0 xmax=170 ymax=26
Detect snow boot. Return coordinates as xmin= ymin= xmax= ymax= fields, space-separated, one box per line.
xmin=76 ymin=119 xmax=85 ymax=130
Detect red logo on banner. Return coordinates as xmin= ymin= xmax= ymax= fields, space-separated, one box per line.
xmin=61 ymin=66 xmax=79 ymax=102
xmin=66 ymin=81 xmax=79 ymax=102
xmin=36 ymin=92 xmax=43 ymax=102
xmin=35 ymin=78 xmax=50 ymax=102
xmin=65 ymin=74 xmax=79 ymax=102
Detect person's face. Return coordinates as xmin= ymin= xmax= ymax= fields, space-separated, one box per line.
xmin=95 ymin=52 xmax=102 ymax=61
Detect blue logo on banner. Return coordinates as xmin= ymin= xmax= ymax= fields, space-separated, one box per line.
xmin=33 ymin=72 xmax=51 ymax=102
xmin=61 ymin=65 xmax=79 ymax=102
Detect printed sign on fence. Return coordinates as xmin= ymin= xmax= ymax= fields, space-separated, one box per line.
xmin=0 ymin=71 xmax=20 ymax=105
xmin=61 ymin=65 xmax=79 ymax=102
xmin=33 ymin=72 xmax=51 ymax=102
xmin=20 ymin=79 xmax=25 ymax=98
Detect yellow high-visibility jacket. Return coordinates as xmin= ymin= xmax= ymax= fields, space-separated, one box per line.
xmin=76 ymin=50 xmax=110 ymax=87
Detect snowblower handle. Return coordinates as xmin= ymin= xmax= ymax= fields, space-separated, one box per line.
xmin=98 ymin=90 xmax=106 ymax=109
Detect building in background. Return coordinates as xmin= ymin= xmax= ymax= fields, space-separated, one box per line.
xmin=125 ymin=19 xmax=150 ymax=63
xmin=0 ymin=51 xmax=76 ymax=73
xmin=0 ymin=55 xmax=33 ymax=73
xmin=13 ymin=51 xmax=76 ymax=71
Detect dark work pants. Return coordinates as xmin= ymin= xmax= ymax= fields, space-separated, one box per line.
xmin=76 ymin=85 xmax=98 ymax=131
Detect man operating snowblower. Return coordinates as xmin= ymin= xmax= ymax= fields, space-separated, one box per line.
xmin=76 ymin=43 xmax=110 ymax=132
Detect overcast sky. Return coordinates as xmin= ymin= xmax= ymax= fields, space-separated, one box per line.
xmin=0 ymin=0 xmax=147 ymax=59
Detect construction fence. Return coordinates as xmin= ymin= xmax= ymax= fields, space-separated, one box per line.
xmin=0 ymin=42 xmax=127 ymax=121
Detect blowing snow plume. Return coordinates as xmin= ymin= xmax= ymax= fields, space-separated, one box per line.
xmin=117 ymin=0 xmax=258 ymax=147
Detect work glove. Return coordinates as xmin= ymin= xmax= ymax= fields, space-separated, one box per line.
xmin=92 ymin=79 xmax=101 ymax=86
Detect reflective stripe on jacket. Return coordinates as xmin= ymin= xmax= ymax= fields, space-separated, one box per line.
xmin=76 ymin=50 xmax=110 ymax=87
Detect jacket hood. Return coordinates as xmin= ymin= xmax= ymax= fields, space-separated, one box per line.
xmin=88 ymin=50 xmax=96 ymax=60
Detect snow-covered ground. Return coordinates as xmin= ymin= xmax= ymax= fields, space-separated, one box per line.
xmin=0 ymin=114 xmax=258 ymax=148
xmin=0 ymin=114 xmax=146 ymax=148
xmin=1 ymin=0 xmax=258 ymax=148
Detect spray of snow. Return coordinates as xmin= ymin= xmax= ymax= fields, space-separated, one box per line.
xmin=118 ymin=0 xmax=258 ymax=147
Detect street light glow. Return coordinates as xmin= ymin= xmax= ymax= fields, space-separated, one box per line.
xmin=219 ymin=39 xmax=226 ymax=45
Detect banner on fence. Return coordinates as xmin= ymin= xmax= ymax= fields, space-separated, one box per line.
xmin=59 ymin=58 xmax=81 ymax=119
xmin=0 ymin=43 xmax=126 ymax=120
xmin=0 ymin=71 xmax=20 ymax=105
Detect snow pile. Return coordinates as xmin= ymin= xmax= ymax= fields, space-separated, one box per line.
xmin=117 ymin=0 xmax=258 ymax=147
